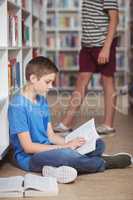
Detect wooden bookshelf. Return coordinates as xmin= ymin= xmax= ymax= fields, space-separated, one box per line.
xmin=0 ymin=0 xmax=46 ymax=159
xmin=45 ymin=0 xmax=81 ymax=91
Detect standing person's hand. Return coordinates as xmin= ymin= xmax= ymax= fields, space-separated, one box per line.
xmin=66 ymin=138 xmax=86 ymax=150
xmin=98 ymin=46 xmax=110 ymax=65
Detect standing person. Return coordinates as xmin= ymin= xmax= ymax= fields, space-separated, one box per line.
xmin=8 ymin=56 xmax=132 ymax=184
xmin=54 ymin=0 xmax=119 ymax=136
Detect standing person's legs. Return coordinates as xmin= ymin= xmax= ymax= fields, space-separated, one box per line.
xmin=61 ymin=72 xmax=92 ymax=128
xmin=96 ymin=38 xmax=117 ymax=135
xmin=54 ymin=47 xmax=96 ymax=131
xmin=102 ymin=75 xmax=116 ymax=128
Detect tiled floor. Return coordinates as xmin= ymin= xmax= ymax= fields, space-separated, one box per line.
xmin=0 ymin=94 xmax=133 ymax=200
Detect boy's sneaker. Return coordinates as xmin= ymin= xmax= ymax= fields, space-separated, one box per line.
xmin=102 ymin=153 xmax=132 ymax=169
xmin=54 ymin=122 xmax=73 ymax=133
xmin=42 ymin=166 xmax=77 ymax=184
xmin=96 ymin=124 xmax=115 ymax=137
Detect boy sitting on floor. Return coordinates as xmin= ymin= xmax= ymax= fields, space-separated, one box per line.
xmin=8 ymin=56 xmax=132 ymax=183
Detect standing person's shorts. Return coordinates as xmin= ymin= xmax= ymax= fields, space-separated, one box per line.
xmin=79 ymin=38 xmax=117 ymax=77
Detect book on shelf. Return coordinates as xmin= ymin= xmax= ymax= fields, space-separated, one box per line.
xmin=69 ymin=74 xmax=77 ymax=87
xmin=115 ymin=73 xmax=125 ymax=87
xmin=47 ymin=34 xmax=56 ymax=48
xmin=59 ymin=53 xmax=78 ymax=69
xmin=59 ymin=14 xmax=80 ymax=29
xmin=46 ymin=0 xmax=79 ymax=12
xmin=118 ymin=12 xmax=125 ymax=29
xmin=32 ymin=26 xmax=39 ymax=47
xmin=59 ymin=73 xmax=77 ymax=88
xmin=118 ymin=0 xmax=125 ymax=7
xmin=116 ymin=52 xmax=125 ymax=70
xmin=58 ymin=33 xmax=80 ymax=48
xmin=47 ymin=30 xmax=80 ymax=48
xmin=117 ymin=32 xmax=125 ymax=48
xmin=8 ymin=58 xmax=21 ymax=92
xmin=0 ymin=173 xmax=58 ymax=198
xmin=32 ymin=49 xmax=40 ymax=58
xmin=8 ymin=62 xmax=12 ymax=90
xmin=47 ymin=0 xmax=56 ymax=9
xmin=91 ymin=74 xmax=102 ymax=89
xmin=131 ymin=24 xmax=133 ymax=46
xmin=22 ymin=0 xmax=30 ymax=10
xmin=22 ymin=0 xmax=26 ymax=8
xmin=65 ymin=118 xmax=100 ymax=155
xmin=22 ymin=17 xmax=30 ymax=47
xmin=47 ymin=14 xmax=57 ymax=28
xmin=47 ymin=53 xmax=56 ymax=64
xmin=8 ymin=0 xmax=20 ymax=5
xmin=8 ymin=14 xmax=18 ymax=47
xmin=58 ymin=0 xmax=79 ymax=8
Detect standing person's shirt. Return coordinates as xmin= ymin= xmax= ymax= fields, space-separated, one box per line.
xmin=8 ymin=94 xmax=51 ymax=171
xmin=81 ymin=0 xmax=118 ymax=47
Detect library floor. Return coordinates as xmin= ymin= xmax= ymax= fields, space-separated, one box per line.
xmin=0 ymin=94 xmax=133 ymax=200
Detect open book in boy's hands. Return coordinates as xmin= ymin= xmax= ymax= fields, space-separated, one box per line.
xmin=0 ymin=173 xmax=58 ymax=198
xmin=65 ymin=118 xmax=100 ymax=155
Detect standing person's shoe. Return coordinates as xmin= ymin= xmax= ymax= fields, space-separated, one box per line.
xmin=102 ymin=153 xmax=133 ymax=169
xmin=96 ymin=124 xmax=115 ymax=137
xmin=42 ymin=166 xmax=77 ymax=184
xmin=54 ymin=122 xmax=73 ymax=133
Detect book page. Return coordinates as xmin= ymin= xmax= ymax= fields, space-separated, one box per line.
xmin=0 ymin=191 xmax=23 ymax=198
xmin=24 ymin=174 xmax=58 ymax=196
xmin=24 ymin=189 xmax=58 ymax=197
xmin=65 ymin=118 xmax=100 ymax=155
xmin=0 ymin=176 xmax=24 ymax=192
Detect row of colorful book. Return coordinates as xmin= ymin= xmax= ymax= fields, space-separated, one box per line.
xmin=59 ymin=53 xmax=78 ymax=69
xmin=8 ymin=58 xmax=21 ymax=94
xmin=47 ymin=0 xmax=79 ymax=9
xmin=59 ymin=15 xmax=79 ymax=29
xmin=47 ymin=14 xmax=80 ymax=29
xmin=59 ymin=74 xmax=102 ymax=90
xmin=47 ymin=34 xmax=80 ymax=49
xmin=22 ymin=17 xmax=30 ymax=47
xmin=58 ymin=34 xmax=80 ymax=48
xmin=47 ymin=35 xmax=56 ymax=49
xmin=59 ymin=73 xmax=77 ymax=88
xmin=8 ymin=14 xmax=18 ymax=47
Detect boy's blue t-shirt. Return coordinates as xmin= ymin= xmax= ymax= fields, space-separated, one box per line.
xmin=8 ymin=94 xmax=51 ymax=171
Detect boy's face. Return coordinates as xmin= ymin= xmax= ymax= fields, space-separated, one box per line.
xmin=31 ymin=73 xmax=56 ymax=95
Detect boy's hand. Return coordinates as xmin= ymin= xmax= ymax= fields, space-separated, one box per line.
xmin=98 ymin=46 xmax=110 ymax=65
xmin=66 ymin=138 xmax=86 ymax=150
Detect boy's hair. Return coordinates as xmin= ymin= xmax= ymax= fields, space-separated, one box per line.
xmin=25 ymin=56 xmax=58 ymax=81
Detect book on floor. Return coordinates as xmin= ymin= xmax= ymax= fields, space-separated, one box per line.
xmin=65 ymin=118 xmax=100 ymax=155
xmin=0 ymin=173 xmax=58 ymax=198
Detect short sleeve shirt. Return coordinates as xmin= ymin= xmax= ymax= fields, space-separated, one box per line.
xmin=8 ymin=94 xmax=51 ymax=171
xmin=81 ymin=0 xmax=118 ymax=47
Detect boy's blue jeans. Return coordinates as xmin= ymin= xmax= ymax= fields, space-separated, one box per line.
xmin=29 ymin=139 xmax=106 ymax=174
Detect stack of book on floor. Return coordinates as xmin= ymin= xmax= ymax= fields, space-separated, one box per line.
xmin=0 ymin=173 xmax=58 ymax=198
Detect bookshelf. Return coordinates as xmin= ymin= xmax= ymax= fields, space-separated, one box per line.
xmin=45 ymin=0 xmax=81 ymax=91
xmin=0 ymin=0 xmax=46 ymax=159
xmin=129 ymin=0 xmax=133 ymax=109
xmin=115 ymin=0 xmax=131 ymax=93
